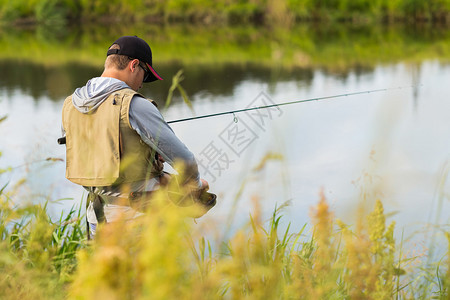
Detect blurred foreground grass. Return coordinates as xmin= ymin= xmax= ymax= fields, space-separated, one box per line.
xmin=0 ymin=155 xmax=449 ymax=299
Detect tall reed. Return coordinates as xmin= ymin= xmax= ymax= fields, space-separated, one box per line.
xmin=0 ymin=175 xmax=448 ymax=298
xmin=67 ymin=184 xmax=449 ymax=299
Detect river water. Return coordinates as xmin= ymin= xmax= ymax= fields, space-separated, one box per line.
xmin=0 ymin=28 xmax=449 ymax=250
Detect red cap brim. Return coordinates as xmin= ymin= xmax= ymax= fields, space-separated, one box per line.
xmin=145 ymin=63 xmax=163 ymax=82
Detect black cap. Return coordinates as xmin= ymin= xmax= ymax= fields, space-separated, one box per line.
xmin=106 ymin=35 xmax=163 ymax=83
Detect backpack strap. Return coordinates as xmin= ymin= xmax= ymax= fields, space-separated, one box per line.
xmin=86 ymin=191 xmax=106 ymax=240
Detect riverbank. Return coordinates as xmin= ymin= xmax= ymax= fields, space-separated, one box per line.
xmin=1 ymin=23 xmax=449 ymax=69
xmin=1 ymin=0 xmax=450 ymax=27
xmin=2 ymin=23 xmax=450 ymax=103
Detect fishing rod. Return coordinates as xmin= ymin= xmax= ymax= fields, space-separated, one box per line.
xmin=57 ymin=85 xmax=414 ymax=145
xmin=167 ymin=85 xmax=415 ymax=124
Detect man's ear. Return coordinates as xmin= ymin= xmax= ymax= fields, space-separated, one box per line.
xmin=129 ymin=59 xmax=137 ymax=72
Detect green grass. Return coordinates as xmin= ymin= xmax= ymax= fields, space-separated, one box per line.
xmin=0 ymin=187 xmax=86 ymax=299
xmin=2 ymin=23 xmax=450 ymax=68
xmin=1 ymin=23 xmax=448 ymax=68
xmin=2 ymin=0 xmax=450 ymax=25
xmin=1 ymin=24 xmax=450 ymax=103
xmin=0 ymin=139 xmax=448 ymax=298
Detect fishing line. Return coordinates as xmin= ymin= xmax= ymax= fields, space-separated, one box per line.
xmin=167 ymin=85 xmax=417 ymax=124
xmin=56 ymin=85 xmax=417 ymax=145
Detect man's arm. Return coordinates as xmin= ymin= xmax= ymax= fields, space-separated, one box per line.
xmin=128 ymin=95 xmax=203 ymax=187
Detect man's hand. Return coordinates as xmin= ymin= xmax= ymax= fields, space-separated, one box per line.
xmin=152 ymin=153 xmax=165 ymax=176
xmin=199 ymin=178 xmax=209 ymax=192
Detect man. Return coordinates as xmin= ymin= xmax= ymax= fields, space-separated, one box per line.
xmin=61 ymin=36 xmax=212 ymax=238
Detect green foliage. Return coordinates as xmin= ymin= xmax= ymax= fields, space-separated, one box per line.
xmin=0 ymin=0 xmax=29 ymax=22
xmin=0 ymin=158 xmax=86 ymax=298
xmin=0 ymin=174 xmax=448 ymax=298
xmin=1 ymin=24 xmax=450 ymax=97
xmin=1 ymin=0 xmax=450 ymax=25
xmin=65 ymin=190 xmax=449 ymax=299
xmin=34 ymin=0 xmax=68 ymax=26
xmin=0 ymin=193 xmax=87 ymax=299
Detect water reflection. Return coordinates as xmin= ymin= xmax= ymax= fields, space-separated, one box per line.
xmin=0 ymin=59 xmax=316 ymax=105
xmin=0 ymin=60 xmax=99 ymax=100
xmin=1 ymin=23 xmax=449 ymax=94
xmin=2 ymin=23 xmax=449 ymax=105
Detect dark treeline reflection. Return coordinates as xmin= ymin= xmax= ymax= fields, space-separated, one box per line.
xmin=1 ymin=23 xmax=449 ymax=105
xmin=0 ymin=60 xmax=100 ymax=101
xmin=0 ymin=59 xmax=317 ymax=105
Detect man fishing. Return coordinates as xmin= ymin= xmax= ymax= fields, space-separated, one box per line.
xmin=61 ymin=35 xmax=213 ymax=238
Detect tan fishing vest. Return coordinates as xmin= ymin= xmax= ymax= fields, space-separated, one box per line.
xmin=62 ymin=88 xmax=157 ymax=187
